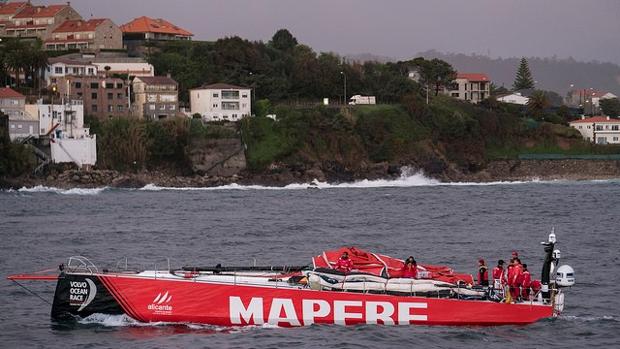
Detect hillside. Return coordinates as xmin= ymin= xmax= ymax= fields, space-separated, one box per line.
xmin=347 ymin=51 xmax=620 ymax=96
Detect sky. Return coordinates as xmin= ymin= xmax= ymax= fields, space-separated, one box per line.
xmin=38 ymin=0 xmax=620 ymax=64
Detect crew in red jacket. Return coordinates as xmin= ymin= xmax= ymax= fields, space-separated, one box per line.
xmin=401 ymin=256 xmax=418 ymax=278
xmin=521 ymin=263 xmax=532 ymax=300
xmin=335 ymin=252 xmax=353 ymax=273
xmin=492 ymin=259 xmax=506 ymax=289
xmin=509 ymin=258 xmax=523 ymax=301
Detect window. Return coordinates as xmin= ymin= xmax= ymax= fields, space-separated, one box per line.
xmin=90 ymin=82 xmax=99 ymax=89
xmin=232 ymin=114 xmax=238 ymax=119
xmin=159 ymin=104 xmax=165 ymax=110
xmin=10 ymin=124 xmax=15 ymax=129
xmin=612 ymin=125 xmax=619 ymax=131
xmin=55 ymin=66 xmax=63 ymax=74
xmin=74 ymin=82 xmax=82 ymax=88
xmin=242 ymin=94 xmax=248 ymax=98
xmin=149 ymin=104 xmax=155 ymax=110
xmin=451 ymin=93 xmax=459 ymax=97
xmin=212 ymin=93 xmax=219 ymax=98
xmin=597 ymin=137 xmax=607 ymax=144
xmin=596 ymin=125 xmax=604 ymax=131
xmin=107 ymin=93 xmax=113 ymax=100
xmin=116 ymin=83 xmax=123 ymax=89
xmin=108 ymin=105 xmax=114 ymax=112
xmin=117 ymin=93 xmax=124 ymax=99
xmin=65 ymin=67 xmax=69 ymax=74
xmin=92 ymin=105 xmax=98 ymax=112
xmin=221 ymin=90 xmax=239 ymax=99
xmin=17 ymin=124 xmax=22 ymax=129
xmin=91 ymin=93 xmax=98 ymax=99
xmin=169 ymin=105 xmax=176 ymax=110
xmin=465 ymin=93 xmax=468 ymax=100
xmin=87 ymin=68 xmax=94 ymax=75
xmin=117 ymin=105 xmax=123 ymax=112
xmin=221 ymin=101 xmax=240 ymax=110
xmin=613 ymin=137 xmax=619 ymax=142
xmin=587 ymin=126 xmax=591 ymax=129
xmin=213 ymin=103 xmax=218 ymax=108
xmin=77 ymin=92 xmax=83 ymax=97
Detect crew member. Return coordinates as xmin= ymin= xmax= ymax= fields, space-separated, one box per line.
xmin=335 ymin=251 xmax=353 ymax=273
xmin=492 ymin=259 xmax=505 ymax=289
xmin=509 ymin=258 xmax=523 ymax=301
xmin=401 ymin=256 xmax=418 ymax=278
xmin=477 ymin=259 xmax=489 ymax=286
xmin=521 ymin=263 xmax=532 ymax=300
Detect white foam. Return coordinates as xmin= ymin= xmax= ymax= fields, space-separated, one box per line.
xmin=17 ymin=185 xmax=107 ymax=195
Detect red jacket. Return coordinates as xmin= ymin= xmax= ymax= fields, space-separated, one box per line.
xmin=521 ymin=270 xmax=531 ymax=288
xmin=510 ymin=264 xmax=523 ymax=286
xmin=401 ymin=264 xmax=418 ymax=278
xmin=492 ymin=266 xmax=505 ymax=284
xmin=335 ymin=258 xmax=353 ymax=272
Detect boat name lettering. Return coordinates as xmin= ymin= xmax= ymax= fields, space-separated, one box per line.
xmin=229 ymin=296 xmax=428 ymax=325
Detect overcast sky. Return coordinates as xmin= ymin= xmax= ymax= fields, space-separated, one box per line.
xmin=40 ymin=0 xmax=620 ymax=64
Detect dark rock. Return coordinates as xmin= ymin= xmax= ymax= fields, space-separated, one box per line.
xmin=111 ymin=176 xmax=147 ymax=188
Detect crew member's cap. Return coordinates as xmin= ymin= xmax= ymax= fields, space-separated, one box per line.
xmin=512 ymin=251 xmax=519 ymax=257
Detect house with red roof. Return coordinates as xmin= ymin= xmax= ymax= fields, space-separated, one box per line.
xmin=121 ymin=16 xmax=193 ymax=41
xmin=443 ymin=73 xmax=491 ymax=104
xmin=3 ymin=2 xmax=81 ymax=39
xmin=569 ymin=116 xmax=620 ymax=144
xmin=45 ymin=18 xmax=122 ymax=51
xmin=0 ymin=1 xmax=30 ymax=33
xmin=0 ymin=87 xmax=39 ymax=140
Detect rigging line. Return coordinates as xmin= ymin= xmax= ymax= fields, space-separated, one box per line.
xmin=10 ymin=279 xmax=52 ymax=306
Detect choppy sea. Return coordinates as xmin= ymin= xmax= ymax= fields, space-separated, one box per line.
xmin=1 ymin=173 xmax=619 ymax=348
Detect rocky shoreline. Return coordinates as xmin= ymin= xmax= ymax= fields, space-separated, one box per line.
xmin=1 ymin=159 xmax=619 ymax=190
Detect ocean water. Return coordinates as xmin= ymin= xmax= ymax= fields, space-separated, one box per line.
xmin=1 ymin=174 xmax=619 ymax=348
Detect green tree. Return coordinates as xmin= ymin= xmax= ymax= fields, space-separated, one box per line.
xmin=600 ymin=98 xmax=620 ymax=117
xmin=527 ymin=90 xmax=549 ymax=119
xmin=270 ymin=29 xmax=298 ymax=51
xmin=254 ymin=99 xmax=272 ymax=118
xmin=410 ymin=57 xmax=456 ymax=96
xmin=513 ymin=57 xmax=534 ymax=90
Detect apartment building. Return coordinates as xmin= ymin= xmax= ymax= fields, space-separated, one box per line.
xmin=0 ymin=87 xmax=38 ymax=140
xmin=44 ymin=18 xmax=123 ymax=51
xmin=190 ymin=83 xmax=251 ymax=122
xmin=3 ymin=3 xmax=81 ymax=39
xmin=444 ymin=73 xmax=491 ymax=104
xmin=56 ymin=76 xmax=129 ymax=118
xmin=132 ymin=76 xmax=179 ymax=120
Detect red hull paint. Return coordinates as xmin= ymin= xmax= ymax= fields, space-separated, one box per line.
xmin=100 ymin=275 xmax=554 ymax=326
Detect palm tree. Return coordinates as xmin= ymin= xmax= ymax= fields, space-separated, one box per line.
xmin=527 ymin=90 xmax=549 ymax=120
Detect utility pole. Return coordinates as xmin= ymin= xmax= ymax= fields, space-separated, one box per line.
xmin=340 ymin=71 xmax=347 ymax=105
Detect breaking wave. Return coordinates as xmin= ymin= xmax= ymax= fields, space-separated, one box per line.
xmin=17 ymin=185 xmax=108 ymax=195
xmin=78 ymin=313 xmax=276 ymax=332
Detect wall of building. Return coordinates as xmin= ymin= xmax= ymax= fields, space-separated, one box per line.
xmin=8 ymin=119 xmax=39 ymax=140
xmin=93 ymin=19 xmax=123 ymax=49
xmin=190 ymin=88 xmax=251 ymax=122
xmin=570 ymin=121 xmax=620 ymax=144
xmin=57 ymin=76 xmax=129 ymax=118
xmin=51 ymin=135 xmax=97 ymax=166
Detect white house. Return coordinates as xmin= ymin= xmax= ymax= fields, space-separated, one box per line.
xmin=569 ymin=116 xmax=620 ymax=145
xmin=44 ymin=57 xmax=99 ymax=86
xmin=27 ymin=99 xmax=87 ymax=137
xmin=190 ymin=83 xmax=251 ymax=122
xmin=497 ymin=92 xmax=529 ymax=105
xmin=0 ymin=87 xmax=39 ymax=140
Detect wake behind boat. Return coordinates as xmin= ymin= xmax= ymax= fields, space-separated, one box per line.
xmin=8 ymin=232 xmax=574 ymax=327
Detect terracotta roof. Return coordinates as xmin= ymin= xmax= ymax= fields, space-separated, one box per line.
xmin=457 ymin=73 xmax=490 ymax=82
xmin=136 ymin=76 xmax=177 ymax=85
xmin=120 ymin=16 xmax=192 ymax=36
xmin=13 ymin=4 xmax=68 ymax=18
xmin=0 ymin=1 xmax=29 ymax=16
xmin=52 ymin=18 xmax=107 ymax=33
xmin=195 ymin=83 xmax=249 ymax=90
xmin=0 ymin=87 xmax=25 ymax=98
xmin=570 ymin=116 xmax=620 ymax=124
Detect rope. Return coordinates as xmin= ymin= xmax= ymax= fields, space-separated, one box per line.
xmin=10 ymin=279 xmax=53 ymax=306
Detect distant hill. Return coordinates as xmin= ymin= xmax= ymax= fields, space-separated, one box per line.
xmin=348 ymin=50 xmax=620 ymax=96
